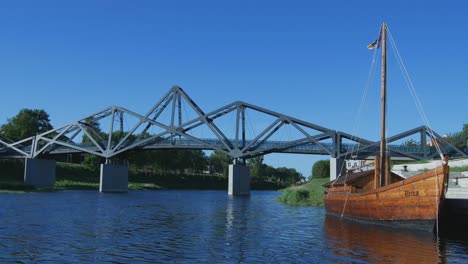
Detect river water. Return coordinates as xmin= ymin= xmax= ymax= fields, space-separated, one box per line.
xmin=1 ymin=190 xmax=467 ymax=263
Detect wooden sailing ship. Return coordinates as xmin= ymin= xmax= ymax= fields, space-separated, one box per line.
xmin=323 ymin=23 xmax=450 ymax=231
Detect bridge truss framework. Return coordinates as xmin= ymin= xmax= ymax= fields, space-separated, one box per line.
xmin=1 ymin=86 xmax=466 ymax=162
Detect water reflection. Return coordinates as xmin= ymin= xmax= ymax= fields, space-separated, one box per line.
xmin=224 ymin=195 xmax=250 ymax=261
xmin=323 ymin=215 xmax=441 ymax=263
xmin=1 ymin=191 xmax=468 ymax=262
xmin=225 ymin=195 xmax=250 ymax=239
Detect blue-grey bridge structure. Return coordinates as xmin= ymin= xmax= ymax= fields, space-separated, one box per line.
xmin=1 ymin=86 xmax=466 ymax=193
xmin=1 ymin=86 xmax=466 ymax=161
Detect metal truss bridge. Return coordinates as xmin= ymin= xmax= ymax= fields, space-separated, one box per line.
xmin=1 ymin=86 xmax=467 ymax=161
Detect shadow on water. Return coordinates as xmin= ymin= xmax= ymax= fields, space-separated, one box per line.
xmin=323 ymin=215 xmax=446 ymax=263
xmin=437 ymin=215 xmax=468 ymax=263
xmin=439 ymin=207 xmax=468 ymax=241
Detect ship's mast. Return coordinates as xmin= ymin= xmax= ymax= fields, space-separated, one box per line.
xmin=379 ymin=23 xmax=388 ymax=187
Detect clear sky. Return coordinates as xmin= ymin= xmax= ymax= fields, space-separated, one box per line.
xmin=1 ymin=0 xmax=467 ymax=176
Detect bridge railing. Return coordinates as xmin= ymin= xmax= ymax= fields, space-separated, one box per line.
xmin=13 ymin=136 xmax=458 ymax=159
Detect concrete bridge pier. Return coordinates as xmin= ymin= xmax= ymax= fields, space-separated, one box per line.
xmin=99 ymin=163 xmax=128 ymax=193
xmin=24 ymin=158 xmax=56 ymax=188
xmin=228 ymin=163 xmax=250 ymax=195
xmin=330 ymin=158 xmax=345 ymax=181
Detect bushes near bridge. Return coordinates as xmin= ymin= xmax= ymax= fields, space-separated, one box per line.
xmin=277 ymin=178 xmax=329 ymax=206
xmin=312 ymin=160 xmax=330 ymax=178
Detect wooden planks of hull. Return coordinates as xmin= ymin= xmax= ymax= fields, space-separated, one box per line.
xmin=324 ymin=165 xmax=448 ymax=222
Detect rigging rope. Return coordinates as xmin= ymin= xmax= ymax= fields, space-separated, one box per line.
xmin=339 ymin=45 xmax=380 ymax=218
xmin=387 ymin=28 xmax=445 ymax=161
xmin=434 ymin=166 xmax=440 ymax=238
xmin=388 ymin=26 xmax=445 ymax=238
xmin=338 ymin=45 xmax=379 ymax=175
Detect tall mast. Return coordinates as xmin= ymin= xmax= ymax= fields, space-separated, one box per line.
xmin=379 ymin=23 xmax=388 ymax=186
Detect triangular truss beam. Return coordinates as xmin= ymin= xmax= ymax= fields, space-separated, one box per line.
xmin=337 ymin=126 xmax=468 ymax=160
xmin=0 ymin=135 xmax=30 ymax=158
xmin=1 ymin=86 xmax=466 ymax=162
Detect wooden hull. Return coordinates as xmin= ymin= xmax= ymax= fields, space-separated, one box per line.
xmin=324 ymin=165 xmax=449 ymax=230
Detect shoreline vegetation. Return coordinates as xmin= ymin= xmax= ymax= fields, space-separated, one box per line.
xmin=277 ymin=178 xmax=328 ymax=206
xmin=0 ymin=160 xmax=287 ymax=192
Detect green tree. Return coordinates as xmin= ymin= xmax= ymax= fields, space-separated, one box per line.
xmin=403 ymin=139 xmax=418 ymax=147
xmin=173 ymin=149 xmax=207 ymax=173
xmin=82 ymin=154 xmax=101 ymax=172
xmin=276 ymin=167 xmax=303 ymax=185
xmin=264 ymin=165 xmax=277 ymax=181
xmin=0 ymin=109 xmax=53 ymax=141
xmin=127 ymin=151 xmax=155 ymax=169
xmin=248 ymin=155 xmax=265 ymax=178
xmin=81 ymin=117 xmax=106 ymax=143
xmin=312 ymin=160 xmax=330 ymax=178
xmin=208 ymin=151 xmax=230 ymax=176
xmin=128 ymin=149 xmax=207 ymax=174
xmin=79 ymin=117 xmax=106 ymax=170
xmin=449 ymin=123 xmax=468 ymax=146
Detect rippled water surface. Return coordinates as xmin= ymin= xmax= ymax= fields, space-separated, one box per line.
xmin=1 ymin=190 xmax=468 ymax=263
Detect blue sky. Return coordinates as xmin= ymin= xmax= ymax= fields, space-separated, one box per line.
xmin=1 ymin=1 xmax=467 ymax=176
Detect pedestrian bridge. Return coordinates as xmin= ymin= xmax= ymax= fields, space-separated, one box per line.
xmin=1 ymin=86 xmax=466 ymax=161
xmin=0 ymin=86 xmax=466 ymax=194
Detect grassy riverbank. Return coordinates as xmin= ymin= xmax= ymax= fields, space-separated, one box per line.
xmin=277 ymin=178 xmax=329 ymax=206
xmin=0 ymin=160 xmax=285 ymax=191
xmin=451 ymin=166 xmax=468 ymax=172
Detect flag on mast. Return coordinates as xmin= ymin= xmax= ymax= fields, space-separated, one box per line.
xmin=367 ymin=39 xmax=379 ymax=49
xmin=367 ymin=28 xmax=382 ymax=49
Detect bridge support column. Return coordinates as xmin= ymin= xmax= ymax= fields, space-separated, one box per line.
xmin=228 ymin=164 xmax=250 ymax=195
xmin=24 ymin=158 xmax=56 ymax=188
xmin=99 ymin=164 xmax=128 ymax=193
xmin=330 ymin=158 xmax=345 ymax=181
